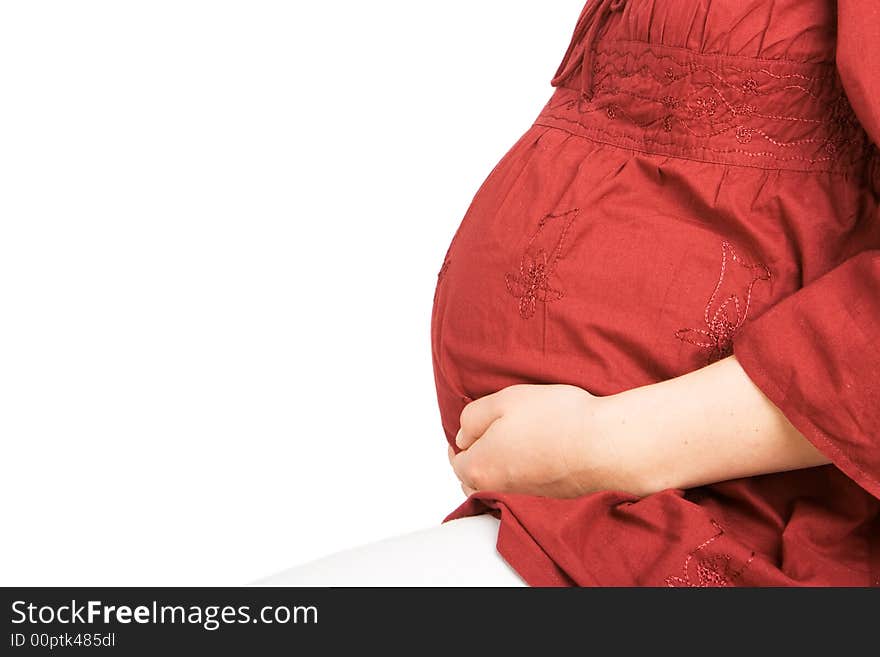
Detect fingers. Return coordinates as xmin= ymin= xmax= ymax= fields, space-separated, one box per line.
xmin=451 ymin=445 xmax=485 ymax=493
xmin=450 ymin=444 xmax=475 ymax=497
xmin=457 ymin=391 xmax=505 ymax=450
xmin=450 ymin=421 xmax=505 ymax=494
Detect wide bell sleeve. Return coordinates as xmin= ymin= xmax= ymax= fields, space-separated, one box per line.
xmin=730 ymin=0 xmax=880 ymax=498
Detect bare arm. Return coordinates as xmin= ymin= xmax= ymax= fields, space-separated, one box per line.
xmin=599 ymin=354 xmax=831 ymax=495
xmin=450 ymin=354 xmax=831 ymax=498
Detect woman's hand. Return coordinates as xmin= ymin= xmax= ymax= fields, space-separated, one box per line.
xmin=447 ymin=355 xmax=830 ymax=501
xmin=447 ymin=383 xmax=644 ymax=499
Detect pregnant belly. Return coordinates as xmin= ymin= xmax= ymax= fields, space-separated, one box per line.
xmin=430 ymin=135 xmax=780 ymax=444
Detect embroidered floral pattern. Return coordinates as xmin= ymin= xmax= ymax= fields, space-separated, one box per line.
xmin=538 ymin=44 xmax=871 ymax=173
xmin=505 ymin=208 xmax=580 ymax=319
xmin=665 ymin=521 xmax=756 ymax=587
xmin=675 ymin=240 xmax=771 ymax=364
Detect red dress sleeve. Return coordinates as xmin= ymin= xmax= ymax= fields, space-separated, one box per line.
xmin=730 ymin=0 xmax=880 ymax=499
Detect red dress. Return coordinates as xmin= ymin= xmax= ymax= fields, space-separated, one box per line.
xmin=431 ymin=0 xmax=880 ymax=586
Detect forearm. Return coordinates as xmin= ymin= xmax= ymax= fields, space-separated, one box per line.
xmin=602 ymin=354 xmax=831 ymax=495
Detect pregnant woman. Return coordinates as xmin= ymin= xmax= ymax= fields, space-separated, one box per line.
xmin=262 ymin=0 xmax=880 ymax=586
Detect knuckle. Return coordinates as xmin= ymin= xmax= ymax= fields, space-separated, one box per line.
xmin=458 ymin=460 xmax=477 ymax=484
xmin=462 ymin=463 xmax=492 ymax=491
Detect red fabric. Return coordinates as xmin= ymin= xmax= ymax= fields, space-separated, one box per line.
xmin=431 ymin=0 xmax=880 ymax=586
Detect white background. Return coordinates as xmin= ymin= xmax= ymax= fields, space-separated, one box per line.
xmin=0 ymin=1 xmax=582 ymax=585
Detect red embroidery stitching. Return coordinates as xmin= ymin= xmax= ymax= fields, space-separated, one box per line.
xmin=541 ymin=44 xmax=870 ymax=173
xmin=505 ymin=208 xmax=580 ymax=319
xmin=537 ymin=111 xmax=851 ymax=170
xmin=675 ymin=240 xmax=770 ymax=365
xmin=665 ymin=521 xmax=756 ymax=587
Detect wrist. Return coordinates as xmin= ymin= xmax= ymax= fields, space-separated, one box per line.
xmin=595 ymin=368 xmax=722 ymax=496
xmin=588 ymin=386 xmax=672 ymax=497
xmin=602 ymin=361 xmax=749 ymax=494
